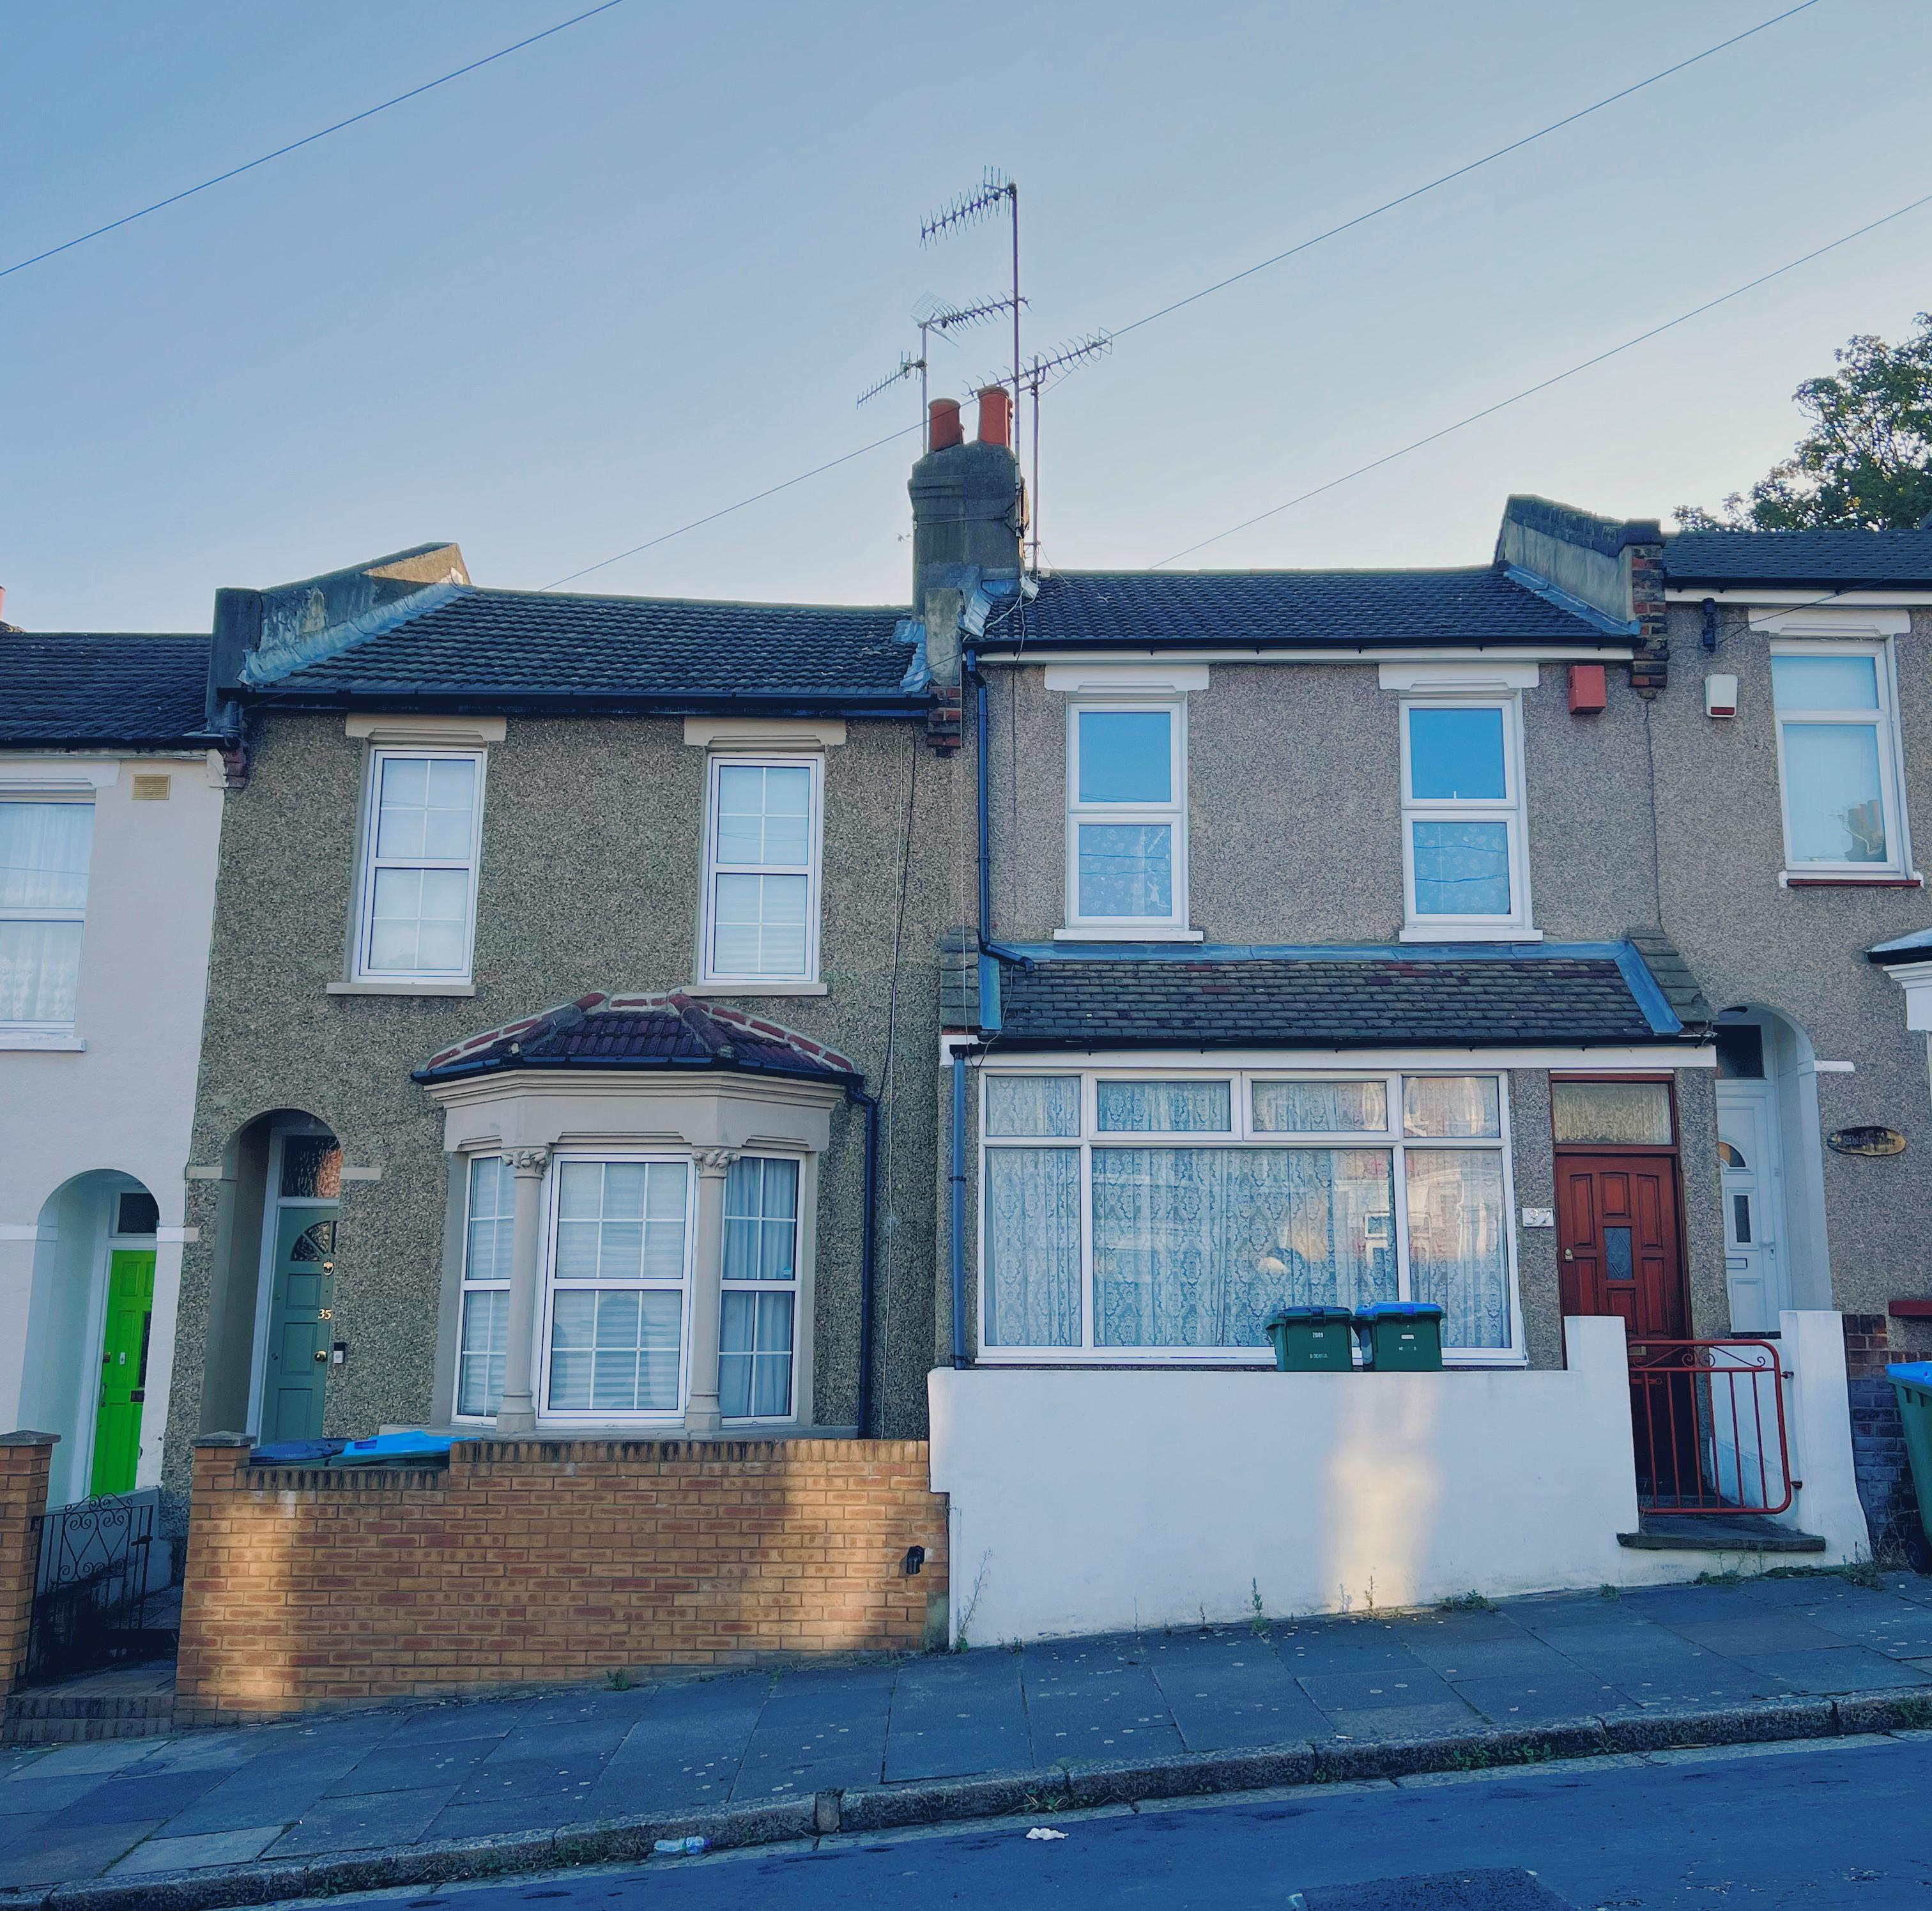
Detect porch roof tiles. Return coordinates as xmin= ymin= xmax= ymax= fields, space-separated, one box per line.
xmin=414 ymin=992 xmax=858 ymax=1085
xmin=985 ymin=940 xmax=1706 ymax=1052
xmin=0 ymin=631 xmax=213 ymax=749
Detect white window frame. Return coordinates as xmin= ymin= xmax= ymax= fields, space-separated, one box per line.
xmin=700 ymin=753 xmax=824 ymax=986
xmin=1064 ymin=700 xmax=1190 ymax=935
xmin=718 ymin=1151 xmax=804 ymax=1425
xmin=535 ymin=1151 xmax=696 ymax=1424
xmin=0 ymin=792 xmax=93 ymax=1039
xmin=351 ymin=745 xmax=486 ymax=985
xmin=452 ymin=1153 xmax=514 ymax=1424
xmin=1399 ymin=696 xmax=1533 ymax=940
xmin=1769 ymin=638 xmax=1912 ymax=878
xmin=977 ymin=1064 xmax=1523 ymax=1368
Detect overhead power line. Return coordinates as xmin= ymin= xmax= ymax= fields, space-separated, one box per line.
xmin=0 ymin=0 xmax=631 ymax=283
xmin=1151 ymin=187 xmax=1932 ymax=567
xmin=1112 ymin=0 xmax=1823 ymax=340
xmin=533 ymin=2 xmax=1822 ymax=590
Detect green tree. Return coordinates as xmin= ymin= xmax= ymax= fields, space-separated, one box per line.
xmin=1675 ymin=312 xmax=1932 ymax=532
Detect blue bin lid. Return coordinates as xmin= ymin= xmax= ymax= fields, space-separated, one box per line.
xmin=1887 ymin=1362 xmax=1932 ymax=1389
xmin=1265 ymin=1306 xmax=1356 ymax=1325
xmin=337 ymin=1431 xmax=473 ymax=1464
xmin=1356 ymin=1303 xmax=1445 ymax=1322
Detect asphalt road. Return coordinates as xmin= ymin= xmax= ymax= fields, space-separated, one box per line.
xmin=400 ymin=1733 xmax=1932 ymax=1910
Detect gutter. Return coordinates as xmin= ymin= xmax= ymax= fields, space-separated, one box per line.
xmin=243 ymin=688 xmax=930 ymax=721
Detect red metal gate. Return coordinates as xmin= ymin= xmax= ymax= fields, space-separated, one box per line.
xmin=1626 ymin=1337 xmax=1794 ymax=1516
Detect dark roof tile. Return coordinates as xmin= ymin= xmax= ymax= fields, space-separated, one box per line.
xmin=0 ymin=633 xmax=211 ymax=749
xmin=1664 ymin=530 xmax=1932 ymax=587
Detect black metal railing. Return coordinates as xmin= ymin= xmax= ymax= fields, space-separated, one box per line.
xmin=21 ymin=1491 xmax=180 ymax=1687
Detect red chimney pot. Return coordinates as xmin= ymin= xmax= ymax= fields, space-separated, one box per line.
xmin=976 ymin=385 xmax=1012 ymax=448
xmin=928 ymin=399 xmax=963 ymax=452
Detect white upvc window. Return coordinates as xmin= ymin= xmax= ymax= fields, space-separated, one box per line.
xmin=979 ymin=1067 xmax=1521 ymax=1365
xmin=1065 ymin=702 xmax=1188 ymax=933
xmin=454 ymin=1155 xmax=515 ymax=1420
xmin=0 ymin=797 xmax=93 ymax=1034
xmin=719 ymin=1155 xmax=801 ymax=1420
xmin=353 ymin=747 xmax=485 ymax=983
xmin=1399 ymin=698 xmax=1532 ymax=937
xmin=539 ymin=1154 xmax=694 ymax=1420
xmin=702 ymin=755 xmax=823 ymax=985
xmin=1770 ymin=641 xmax=1910 ymax=875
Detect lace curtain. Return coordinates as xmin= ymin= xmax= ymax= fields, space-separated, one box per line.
xmin=1092 ymin=1147 xmax=1396 ymax=1348
xmin=986 ymin=1075 xmax=1080 ymax=1138
xmin=1095 ymin=1080 xmax=1230 ymax=1133
xmin=1252 ymin=1079 xmax=1387 ymax=1133
xmin=1404 ymin=1149 xmax=1508 ymax=1347
xmin=984 ymin=1148 xmax=1081 ymax=1345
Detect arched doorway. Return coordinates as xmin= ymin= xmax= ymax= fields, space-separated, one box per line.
xmin=1715 ymin=1005 xmax=1831 ymax=1330
xmin=200 ymin=1113 xmax=341 ymax=1444
xmin=22 ymin=1169 xmax=161 ymax=1506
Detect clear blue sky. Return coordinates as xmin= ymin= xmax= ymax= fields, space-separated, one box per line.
xmin=4 ymin=0 xmax=1929 ymax=632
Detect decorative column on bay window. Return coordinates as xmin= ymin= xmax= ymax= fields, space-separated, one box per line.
xmin=492 ymin=1146 xmax=551 ymax=1435
xmin=684 ymin=1148 xmax=738 ymax=1433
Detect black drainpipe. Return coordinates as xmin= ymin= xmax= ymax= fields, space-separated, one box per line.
xmin=847 ymin=1083 xmax=880 ymax=1436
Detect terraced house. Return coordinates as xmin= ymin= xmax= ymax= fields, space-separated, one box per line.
xmin=6 ymin=390 xmax=1931 ymax=1730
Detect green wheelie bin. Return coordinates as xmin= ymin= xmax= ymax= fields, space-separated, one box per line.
xmin=1354 ymin=1301 xmax=1446 ymax=1371
xmin=1263 ymin=1306 xmax=1358 ymax=1372
xmin=1888 ymin=1362 xmax=1932 ymax=1548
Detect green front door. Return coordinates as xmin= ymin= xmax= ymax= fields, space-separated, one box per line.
xmin=89 ymin=1249 xmax=154 ymax=1496
xmin=262 ymin=1206 xmax=336 ymax=1443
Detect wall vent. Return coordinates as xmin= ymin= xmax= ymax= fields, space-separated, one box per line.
xmin=131 ymin=773 xmax=172 ymax=801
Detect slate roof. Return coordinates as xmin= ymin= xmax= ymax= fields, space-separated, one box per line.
xmin=981 ymin=567 xmax=1620 ymax=650
xmin=415 ymin=992 xmax=858 ymax=1085
xmin=264 ymin=587 xmax=917 ymax=705
xmin=1664 ymin=530 xmax=1932 ymax=588
xmin=0 ymin=633 xmax=212 ymax=749
xmin=988 ymin=944 xmax=1698 ymax=1051
xmin=1868 ymin=927 xmax=1932 ymax=968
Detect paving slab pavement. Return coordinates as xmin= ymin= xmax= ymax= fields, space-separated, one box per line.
xmin=2 ymin=1565 xmax=1930 ymax=1903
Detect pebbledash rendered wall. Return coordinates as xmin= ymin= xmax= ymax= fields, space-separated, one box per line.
xmin=174 ymin=1436 xmax=946 ymax=1722
xmin=163 ymin=709 xmax=960 ymax=1512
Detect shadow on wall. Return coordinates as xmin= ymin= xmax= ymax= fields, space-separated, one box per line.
xmin=24 ymin=1169 xmax=159 ymax=1508
xmin=1320 ymin=1374 xmax=1443 ymax=1615
xmin=196 ymin=1110 xmax=339 ymax=1445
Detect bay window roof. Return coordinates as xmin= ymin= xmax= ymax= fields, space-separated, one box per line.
xmin=415 ymin=991 xmax=858 ymax=1086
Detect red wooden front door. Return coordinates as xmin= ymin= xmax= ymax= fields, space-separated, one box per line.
xmin=1555 ymin=1153 xmax=1688 ymax=1340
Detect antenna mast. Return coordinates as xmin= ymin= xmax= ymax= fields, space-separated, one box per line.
xmin=921 ymin=169 xmax=1021 ymax=456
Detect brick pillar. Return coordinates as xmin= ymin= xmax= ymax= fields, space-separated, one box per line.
xmin=0 ymin=1432 xmax=57 ymax=1700
xmin=1627 ymin=540 xmax=1670 ymax=697
xmin=1843 ymin=1315 xmax=1926 ymax=1566
xmin=174 ymin=1435 xmax=254 ymax=1723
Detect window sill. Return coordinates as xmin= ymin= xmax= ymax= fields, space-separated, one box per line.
xmin=684 ymin=981 xmax=829 ymax=997
xmin=1054 ymin=926 xmax=1206 ymax=944
xmin=1779 ymin=872 xmax=1923 ymax=889
xmin=0 ymin=1031 xmax=86 ymax=1052
xmin=327 ymin=979 xmax=477 ymax=997
xmin=1398 ymin=925 xmax=1544 ymax=944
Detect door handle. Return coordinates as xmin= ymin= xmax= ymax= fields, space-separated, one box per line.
xmin=1563 ymin=1248 xmax=1574 ymax=1261
xmin=313 ymin=1349 xmax=329 ymax=1362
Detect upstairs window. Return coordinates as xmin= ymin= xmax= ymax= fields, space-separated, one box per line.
xmin=1771 ymin=646 xmax=1907 ymax=874
xmin=354 ymin=749 xmax=484 ymax=983
xmin=0 ymin=799 xmax=93 ymax=1032
xmin=702 ymin=756 xmax=822 ymax=985
xmin=1400 ymin=700 xmax=1530 ymax=935
xmin=1066 ymin=704 xmax=1188 ymax=932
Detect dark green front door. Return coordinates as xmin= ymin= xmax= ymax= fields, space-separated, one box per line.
xmin=90 ymin=1249 xmax=154 ymax=1495
xmin=262 ymin=1206 xmax=336 ymax=1443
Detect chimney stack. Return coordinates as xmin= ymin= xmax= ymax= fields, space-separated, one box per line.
xmin=976 ymin=385 xmax=1011 ymax=447
xmin=928 ymin=398 xmax=963 ymax=451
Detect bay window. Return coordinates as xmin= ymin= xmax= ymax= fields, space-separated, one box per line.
xmin=541 ymin=1156 xmax=692 ymax=1418
xmin=1770 ymin=645 xmax=1908 ymax=874
xmin=0 ymin=797 xmax=93 ymax=1032
xmin=1065 ymin=703 xmax=1188 ymax=933
xmin=1400 ymin=700 xmax=1531 ymax=936
xmin=454 ymin=1155 xmax=514 ymax=1419
xmin=981 ymin=1068 xmax=1519 ymax=1362
xmin=719 ymin=1156 xmax=801 ymax=1420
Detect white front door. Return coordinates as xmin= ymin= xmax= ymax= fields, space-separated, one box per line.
xmin=1717 ymin=1082 xmax=1786 ymax=1332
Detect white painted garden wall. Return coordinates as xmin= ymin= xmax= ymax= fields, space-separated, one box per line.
xmin=928 ymin=1313 xmax=1869 ymax=1644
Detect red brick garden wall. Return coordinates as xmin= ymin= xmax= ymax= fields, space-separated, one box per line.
xmin=175 ymin=1436 xmax=947 ymax=1723
xmin=0 ymin=1434 xmax=56 ymax=1700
